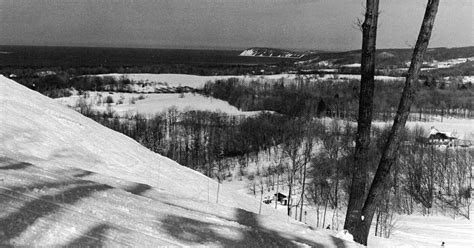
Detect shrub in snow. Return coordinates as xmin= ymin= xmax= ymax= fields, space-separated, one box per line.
xmin=105 ymin=95 xmax=114 ymax=104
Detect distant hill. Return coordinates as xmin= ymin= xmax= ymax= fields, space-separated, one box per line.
xmin=239 ymin=47 xmax=305 ymax=58
xmin=288 ymin=46 xmax=474 ymax=71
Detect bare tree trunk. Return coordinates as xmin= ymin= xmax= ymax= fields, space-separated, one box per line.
xmin=295 ymin=199 xmax=298 ymax=220
xmin=300 ymin=139 xmax=312 ymax=222
xmin=259 ymin=183 xmax=263 ymax=215
xmin=355 ymin=0 xmax=440 ymax=245
xmin=299 ymin=162 xmax=307 ymax=222
xmin=275 ymin=173 xmax=279 ymax=209
xmin=216 ymin=181 xmax=220 ymax=204
xmin=323 ymin=198 xmax=328 ymax=229
xmin=344 ymin=0 xmax=380 ymax=236
xmin=316 ymin=205 xmax=320 ymax=227
xmin=375 ymin=210 xmax=380 ymax=236
xmin=288 ymin=176 xmax=293 ymax=216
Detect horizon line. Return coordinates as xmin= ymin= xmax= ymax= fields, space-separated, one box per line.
xmin=1 ymin=43 xmax=472 ymax=53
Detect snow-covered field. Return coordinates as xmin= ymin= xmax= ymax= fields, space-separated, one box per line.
xmin=93 ymin=73 xmax=282 ymax=89
xmin=91 ymin=73 xmax=404 ymax=89
xmin=441 ymin=76 xmax=474 ymax=84
xmin=315 ymin=74 xmax=403 ymax=82
xmin=0 ymin=75 xmax=370 ymax=247
xmin=426 ymin=57 xmax=474 ymax=69
xmin=56 ymin=91 xmax=263 ymax=116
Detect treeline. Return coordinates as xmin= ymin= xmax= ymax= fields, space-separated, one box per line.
xmin=11 ymin=74 xmax=136 ymax=98
xmin=8 ymin=73 xmax=194 ymax=98
xmin=1 ymin=63 xmax=281 ymax=78
xmin=1 ymin=62 xmax=291 ymax=94
xmin=201 ymin=78 xmax=359 ymax=118
xmin=201 ymin=77 xmax=474 ymax=120
xmin=78 ymin=105 xmax=302 ymax=178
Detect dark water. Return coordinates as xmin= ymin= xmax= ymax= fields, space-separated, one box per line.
xmin=0 ymin=46 xmax=293 ymax=67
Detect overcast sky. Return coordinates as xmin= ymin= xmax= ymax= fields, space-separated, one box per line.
xmin=0 ymin=0 xmax=472 ymax=51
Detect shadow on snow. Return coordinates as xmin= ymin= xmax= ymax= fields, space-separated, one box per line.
xmin=0 ymin=183 xmax=112 ymax=244
xmin=66 ymin=224 xmax=114 ymax=247
xmin=160 ymin=208 xmax=327 ymax=247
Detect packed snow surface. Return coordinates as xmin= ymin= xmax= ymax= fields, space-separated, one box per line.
xmin=0 ymin=75 xmax=367 ymax=247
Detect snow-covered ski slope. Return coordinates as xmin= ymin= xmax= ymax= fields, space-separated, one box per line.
xmin=0 ymin=75 xmax=368 ymax=247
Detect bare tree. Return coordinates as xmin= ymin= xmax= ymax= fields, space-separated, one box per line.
xmin=299 ymin=129 xmax=315 ymax=221
xmin=351 ymin=0 xmax=441 ymax=244
xmin=344 ymin=0 xmax=380 ymax=236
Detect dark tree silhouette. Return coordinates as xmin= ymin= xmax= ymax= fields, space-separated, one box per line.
xmin=344 ymin=0 xmax=380 ymax=238
xmin=345 ymin=0 xmax=441 ymax=245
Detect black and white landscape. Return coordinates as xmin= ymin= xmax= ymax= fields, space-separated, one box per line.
xmin=1 ymin=0 xmax=473 ymax=247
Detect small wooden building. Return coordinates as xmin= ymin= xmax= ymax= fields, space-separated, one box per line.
xmin=274 ymin=192 xmax=287 ymax=205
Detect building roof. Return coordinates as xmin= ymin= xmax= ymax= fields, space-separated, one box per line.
xmin=428 ymin=127 xmax=457 ymax=139
xmin=274 ymin=192 xmax=287 ymax=198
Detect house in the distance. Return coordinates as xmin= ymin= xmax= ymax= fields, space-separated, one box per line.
xmin=428 ymin=127 xmax=458 ymax=147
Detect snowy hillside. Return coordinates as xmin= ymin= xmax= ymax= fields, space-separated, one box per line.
xmin=239 ymin=48 xmax=304 ymax=58
xmin=0 ymin=75 xmax=367 ymax=247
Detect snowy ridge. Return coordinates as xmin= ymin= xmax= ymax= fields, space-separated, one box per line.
xmin=239 ymin=47 xmax=304 ymax=58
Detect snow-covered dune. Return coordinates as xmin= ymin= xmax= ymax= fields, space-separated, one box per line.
xmin=0 ymin=75 xmax=368 ymax=247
